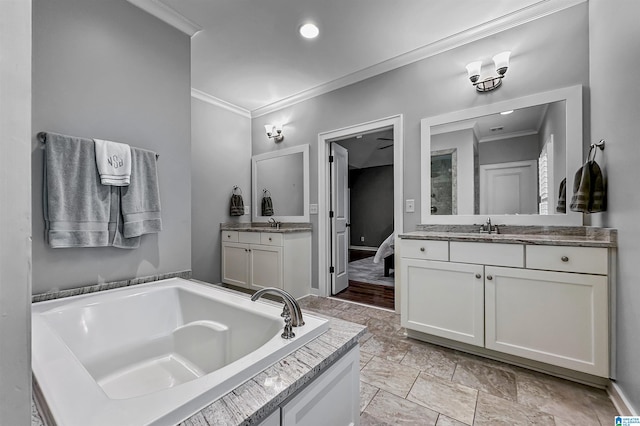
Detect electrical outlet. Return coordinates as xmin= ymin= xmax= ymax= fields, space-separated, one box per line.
xmin=309 ymin=204 xmax=318 ymax=214
xmin=244 ymin=206 xmax=250 ymax=215
xmin=360 ymin=236 xmax=365 ymax=242
xmin=406 ymin=199 xmax=415 ymax=213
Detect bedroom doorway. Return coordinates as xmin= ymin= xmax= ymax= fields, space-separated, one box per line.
xmin=317 ymin=115 xmax=403 ymax=312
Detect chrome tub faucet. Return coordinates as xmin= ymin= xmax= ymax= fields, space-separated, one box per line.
xmin=251 ymin=287 xmax=304 ymax=339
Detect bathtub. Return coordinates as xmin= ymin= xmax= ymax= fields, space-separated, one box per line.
xmin=32 ymin=278 xmax=329 ymax=426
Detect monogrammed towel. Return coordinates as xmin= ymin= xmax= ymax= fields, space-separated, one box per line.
xmin=94 ymin=139 xmax=132 ymax=186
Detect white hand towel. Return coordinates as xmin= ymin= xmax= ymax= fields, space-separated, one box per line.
xmin=94 ymin=139 xmax=132 ymax=186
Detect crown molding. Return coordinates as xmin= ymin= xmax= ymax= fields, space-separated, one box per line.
xmin=479 ymin=129 xmax=539 ymax=143
xmin=126 ymin=0 xmax=202 ymax=37
xmin=251 ymin=0 xmax=586 ymax=118
xmin=191 ymin=88 xmax=251 ymax=118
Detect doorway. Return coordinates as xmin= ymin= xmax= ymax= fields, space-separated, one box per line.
xmin=317 ymin=115 xmax=403 ymax=312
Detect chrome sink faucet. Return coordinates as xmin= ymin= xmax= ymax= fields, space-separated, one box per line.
xmin=251 ymin=287 xmax=305 ymax=339
xmin=479 ymin=217 xmax=500 ymax=234
xmin=268 ymin=217 xmax=281 ymax=229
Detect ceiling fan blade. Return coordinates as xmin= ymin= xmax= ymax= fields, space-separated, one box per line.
xmin=378 ymin=144 xmax=393 ymax=150
xmin=376 ymin=137 xmax=393 ymax=141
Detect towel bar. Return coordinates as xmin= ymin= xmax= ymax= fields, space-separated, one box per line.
xmin=37 ymin=131 xmax=159 ymax=160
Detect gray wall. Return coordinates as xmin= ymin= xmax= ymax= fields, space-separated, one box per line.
xmin=0 ymin=1 xmax=32 ymax=423
xmin=32 ymin=0 xmax=191 ymax=294
xmin=590 ymin=0 xmax=640 ymax=413
xmin=251 ymin=4 xmax=589 ymax=290
xmin=478 ymin=134 xmax=539 ymax=166
xmin=191 ymin=98 xmax=251 ymax=283
xmin=349 ymin=166 xmax=394 ymax=248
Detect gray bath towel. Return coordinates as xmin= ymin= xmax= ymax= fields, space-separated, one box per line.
xmin=121 ymin=147 xmax=162 ymax=238
xmin=43 ymin=132 xmax=112 ymax=248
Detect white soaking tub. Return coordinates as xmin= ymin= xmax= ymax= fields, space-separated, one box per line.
xmin=32 ymin=278 xmax=329 ymax=426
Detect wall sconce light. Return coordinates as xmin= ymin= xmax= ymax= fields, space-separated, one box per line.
xmin=465 ymin=51 xmax=511 ymax=93
xmin=264 ymin=124 xmax=284 ymax=142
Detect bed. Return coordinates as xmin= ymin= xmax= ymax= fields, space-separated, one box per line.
xmin=373 ymin=233 xmax=395 ymax=277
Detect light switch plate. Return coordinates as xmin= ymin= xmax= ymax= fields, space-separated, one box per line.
xmin=406 ymin=199 xmax=415 ymax=213
xmin=309 ymin=204 xmax=318 ymax=214
xmin=244 ymin=206 xmax=250 ymax=215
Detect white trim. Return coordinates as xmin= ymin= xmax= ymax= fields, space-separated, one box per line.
xmin=609 ymin=381 xmax=638 ymax=416
xmin=479 ymin=129 xmax=539 ymax=143
xmin=318 ymin=115 xmax=403 ymax=298
xmin=251 ymin=0 xmax=586 ymax=117
xmin=191 ymin=88 xmax=251 ymax=118
xmin=252 ymin=144 xmax=310 ymax=223
xmin=421 ymin=85 xmax=583 ymax=226
xmin=126 ymin=0 xmax=202 ymax=37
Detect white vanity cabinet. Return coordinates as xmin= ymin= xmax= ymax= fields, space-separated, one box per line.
xmin=256 ymin=346 xmax=360 ymax=426
xmin=399 ymin=237 xmax=612 ymax=378
xmin=221 ymin=230 xmax=311 ymax=299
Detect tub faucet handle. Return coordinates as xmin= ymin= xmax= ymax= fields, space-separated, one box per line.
xmin=281 ymin=314 xmax=295 ymax=339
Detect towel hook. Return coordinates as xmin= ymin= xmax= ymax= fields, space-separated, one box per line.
xmin=591 ymin=139 xmax=605 ymax=150
xmin=263 ymin=188 xmax=271 ymax=197
xmin=232 ymin=186 xmax=243 ymax=195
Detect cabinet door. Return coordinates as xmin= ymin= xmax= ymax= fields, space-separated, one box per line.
xmin=221 ymin=243 xmax=249 ymax=288
xmin=282 ymin=346 xmax=359 ymax=426
xmin=401 ymin=259 xmax=484 ymax=346
xmin=485 ymin=266 xmax=608 ymax=377
xmin=249 ymin=244 xmax=283 ymax=291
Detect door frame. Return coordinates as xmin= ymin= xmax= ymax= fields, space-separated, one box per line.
xmin=317 ymin=114 xmax=403 ymax=301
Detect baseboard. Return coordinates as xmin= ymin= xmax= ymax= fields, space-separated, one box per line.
xmin=608 ymin=381 xmax=638 ymax=416
xmin=349 ymin=245 xmax=377 ymax=252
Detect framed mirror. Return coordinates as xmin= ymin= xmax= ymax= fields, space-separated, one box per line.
xmin=420 ymin=85 xmax=583 ymax=225
xmin=252 ymin=144 xmax=310 ymax=222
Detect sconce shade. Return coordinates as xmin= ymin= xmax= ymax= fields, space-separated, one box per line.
xmin=264 ymin=124 xmax=284 ymax=142
xmin=492 ymin=51 xmax=510 ymax=75
xmin=465 ymin=61 xmax=482 ymax=83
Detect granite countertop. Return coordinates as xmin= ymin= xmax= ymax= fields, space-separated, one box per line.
xmin=220 ymin=222 xmax=312 ymax=233
xmin=180 ymin=314 xmax=365 ymax=425
xmin=399 ymin=225 xmax=617 ymax=248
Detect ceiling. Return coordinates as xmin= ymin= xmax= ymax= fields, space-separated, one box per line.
xmin=144 ymin=0 xmax=577 ymax=115
xmin=432 ymin=102 xmax=555 ymax=142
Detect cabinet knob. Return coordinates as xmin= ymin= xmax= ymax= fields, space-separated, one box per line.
xmin=487 ymin=275 xmax=493 ymax=280
xmin=268 ymin=237 xmax=272 ymax=241
xmin=561 ymin=256 xmax=569 ymax=262
xmin=227 ymin=235 xmax=231 ymax=238
xmin=419 ymin=247 xmax=425 ymax=252
xmin=475 ymin=273 xmax=481 ymax=279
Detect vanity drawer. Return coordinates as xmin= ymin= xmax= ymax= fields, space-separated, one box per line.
xmin=260 ymin=232 xmax=283 ymax=246
xmin=450 ymin=242 xmax=524 ymax=267
xmin=400 ymin=239 xmax=448 ymax=261
xmin=222 ymin=231 xmax=238 ymax=243
xmin=238 ymin=231 xmax=261 ymax=244
xmin=526 ymin=246 xmax=608 ymax=275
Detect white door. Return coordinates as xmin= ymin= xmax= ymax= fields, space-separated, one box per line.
xmin=480 ymin=160 xmax=538 ymax=215
xmin=401 ymin=259 xmax=485 ymax=346
xmin=331 ymin=144 xmax=349 ymax=295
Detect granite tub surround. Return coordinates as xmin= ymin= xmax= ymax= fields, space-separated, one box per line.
xmin=179 ymin=314 xmax=365 ymax=425
xmin=220 ymin=222 xmax=312 ymax=233
xmin=400 ymin=224 xmax=617 ymax=247
xmin=31 ymin=270 xmax=192 ymax=302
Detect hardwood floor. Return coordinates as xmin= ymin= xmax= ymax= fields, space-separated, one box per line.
xmin=333 ymin=280 xmax=395 ymax=310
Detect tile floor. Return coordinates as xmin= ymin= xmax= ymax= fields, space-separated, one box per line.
xmin=297 ymin=296 xmax=619 ymax=426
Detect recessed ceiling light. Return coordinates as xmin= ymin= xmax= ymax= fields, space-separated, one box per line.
xmin=500 ymin=110 xmax=514 ymax=115
xmin=299 ymin=23 xmax=319 ymax=39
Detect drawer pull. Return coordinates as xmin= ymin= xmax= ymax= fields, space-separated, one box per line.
xmin=227 ymin=235 xmax=231 ymax=238
xmin=269 ymin=237 xmax=272 ymax=241
xmin=420 ymin=247 xmax=425 ymax=252
xmin=475 ymin=273 xmax=481 ymax=279
xmin=561 ymin=256 xmax=569 ymax=262
xmin=487 ymin=275 xmax=493 ymax=280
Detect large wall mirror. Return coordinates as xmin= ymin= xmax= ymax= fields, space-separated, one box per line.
xmin=420 ymin=85 xmax=583 ymax=225
xmin=252 ymin=144 xmax=310 ymax=222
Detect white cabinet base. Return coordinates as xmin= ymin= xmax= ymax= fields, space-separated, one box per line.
xmin=282 ymin=346 xmax=360 ymax=426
